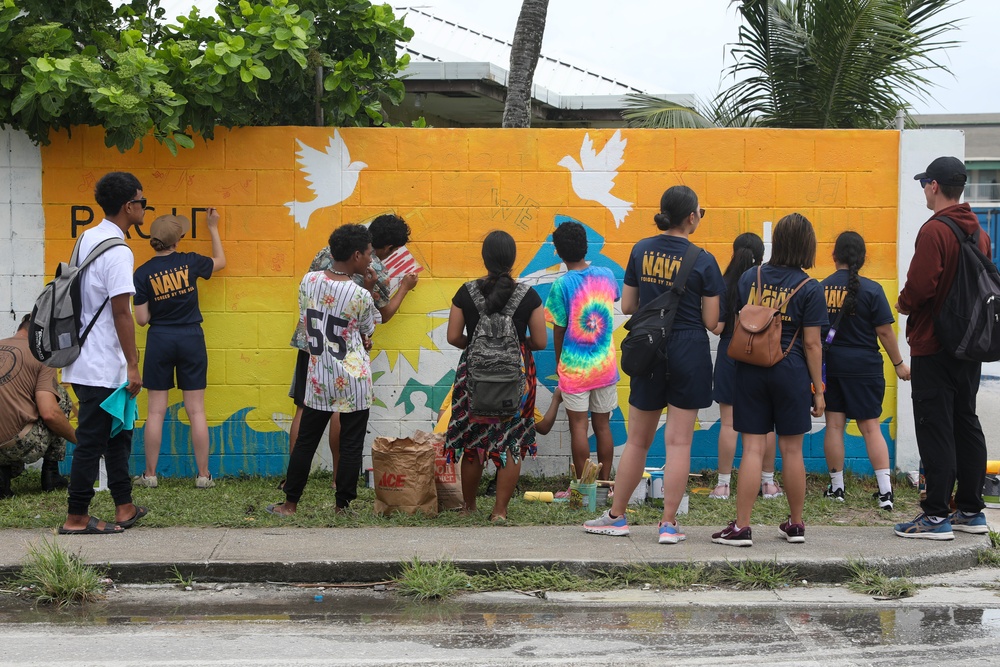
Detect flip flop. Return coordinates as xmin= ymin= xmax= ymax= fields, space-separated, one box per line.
xmin=57 ymin=516 xmax=124 ymax=535
xmin=265 ymin=503 xmax=291 ymax=516
xmin=116 ymin=505 xmax=149 ymax=529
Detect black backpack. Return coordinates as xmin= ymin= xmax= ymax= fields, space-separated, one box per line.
xmin=933 ymin=215 xmax=1000 ymax=362
xmin=619 ymin=244 xmax=702 ymax=378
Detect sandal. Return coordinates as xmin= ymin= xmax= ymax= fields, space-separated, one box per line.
xmin=708 ymin=483 xmax=730 ymax=500
xmin=116 ymin=505 xmax=149 ymax=529
xmin=58 ymin=516 xmax=124 ymax=535
xmin=489 ymin=514 xmax=507 ymax=524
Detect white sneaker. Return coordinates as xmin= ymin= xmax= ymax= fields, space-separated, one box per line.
xmin=196 ymin=475 xmax=215 ymax=489
xmin=133 ymin=474 xmax=157 ymax=488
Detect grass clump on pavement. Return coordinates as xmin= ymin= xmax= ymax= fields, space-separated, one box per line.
xmin=977 ymin=530 xmax=1000 ymax=567
xmin=10 ymin=540 xmax=107 ymax=606
xmin=845 ymin=558 xmax=916 ymax=598
xmin=721 ymin=559 xmax=797 ymax=590
xmin=0 ymin=469 xmax=921 ymax=529
xmin=395 ymin=558 xmax=469 ymax=600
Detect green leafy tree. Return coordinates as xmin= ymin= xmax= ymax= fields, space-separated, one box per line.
xmin=0 ymin=0 xmax=413 ymax=153
xmin=625 ymin=0 xmax=960 ymax=130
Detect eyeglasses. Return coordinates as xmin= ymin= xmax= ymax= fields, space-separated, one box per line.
xmin=127 ymin=198 xmax=148 ymax=210
xmin=698 ymin=208 xmax=706 ymax=218
xmin=919 ymin=179 xmax=933 ymax=188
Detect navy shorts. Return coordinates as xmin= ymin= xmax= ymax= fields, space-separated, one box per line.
xmin=629 ymin=329 xmax=713 ymax=411
xmin=824 ymin=375 xmax=885 ymax=421
xmin=733 ymin=353 xmax=812 ymax=436
xmin=713 ymin=336 xmax=735 ymax=405
xmin=143 ymin=325 xmax=208 ymax=391
xmin=289 ymin=349 xmax=310 ymax=408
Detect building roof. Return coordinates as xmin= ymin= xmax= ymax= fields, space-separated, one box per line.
xmin=392 ymin=6 xmax=693 ymax=127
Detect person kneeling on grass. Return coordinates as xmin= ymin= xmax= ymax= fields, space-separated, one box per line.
xmin=267 ymin=224 xmax=377 ymax=516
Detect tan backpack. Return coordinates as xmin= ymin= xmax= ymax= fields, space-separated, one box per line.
xmin=728 ymin=264 xmax=811 ymax=367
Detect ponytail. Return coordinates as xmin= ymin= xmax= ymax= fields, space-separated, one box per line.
xmin=832 ymin=231 xmax=866 ymax=317
xmin=722 ymin=233 xmax=765 ymax=334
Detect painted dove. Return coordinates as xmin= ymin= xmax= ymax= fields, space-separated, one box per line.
xmin=284 ymin=130 xmax=367 ymax=229
xmin=558 ymin=130 xmax=633 ymax=227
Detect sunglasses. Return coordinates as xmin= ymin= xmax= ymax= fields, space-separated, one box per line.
xmin=128 ymin=198 xmax=148 ymax=209
xmin=919 ymin=178 xmax=933 ymax=188
xmin=697 ymin=208 xmax=706 ymax=218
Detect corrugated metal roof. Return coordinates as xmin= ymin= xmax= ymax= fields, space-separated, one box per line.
xmin=395 ymin=6 xmax=669 ymax=97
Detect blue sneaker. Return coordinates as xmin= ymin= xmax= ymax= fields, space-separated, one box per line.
xmin=894 ymin=513 xmax=954 ymax=540
xmin=658 ymin=520 xmax=686 ymax=544
xmin=949 ymin=511 xmax=990 ymax=534
xmin=583 ymin=509 xmax=629 ymax=536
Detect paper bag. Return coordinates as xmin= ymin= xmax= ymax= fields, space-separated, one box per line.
xmin=371 ymin=435 xmax=438 ymax=517
xmin=413 ymin=429 xmax=463 ymax=512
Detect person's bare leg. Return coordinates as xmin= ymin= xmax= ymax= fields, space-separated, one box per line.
xmin=491 ymin=460 xmax=522 ymax=520
xmin=736 ymin=433 xmax=767 ymax=527
xmin=460 ymin=453 xmax=485 ymax=513
xmin=608 ymin=408 xmax=661 ymax=517
xmin=661 ymin=406 xmax=697 ymax=525
xmin=142 ymin=390 xmax=169 ymax=479
xmin=182 ymin=389 xmax=210 ymax=479
xmin=823 ymin=411 xmax=847 ymax=473
xmin=857 ymin=418 xmax=890 ymax=470
xmin=288 ymin=406 xmax=304 ymax=456
xmin=592 ymin=411 xmax=614 ymax=480
xmin=778 ymin=434 xmax=806 ymax=525
xmin=566 ymin=409 xmax=591 ymax=481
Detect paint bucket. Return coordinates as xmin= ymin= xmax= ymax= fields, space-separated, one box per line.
xmin=987 ymin=460 xmax=1000 ymax=475
xmin=984 ymin=475 xmax=1000 ymax=509
xmin=569 ymin=480 xmax=597 ymax=512
xmin=628 ymin=473 xmax=650 ymax=505
xmin=523 ymin=491 xmax=554 ymax=503
xmin=596 ymin=486 xmax=610 ymax=507
xmin=677 ymin=493 xmax=689 ymax=515
xmin=648 ymin=470 xmax=665 ymax=499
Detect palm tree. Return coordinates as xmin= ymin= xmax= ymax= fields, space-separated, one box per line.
xmin=625 ymin=0 xmax=960 ymax=129
xmin=503 ymin=0 xmax=550 ymax=128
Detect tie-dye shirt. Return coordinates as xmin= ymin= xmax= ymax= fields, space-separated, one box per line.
xmin=544 ymin=266 xmax=621 ymax=394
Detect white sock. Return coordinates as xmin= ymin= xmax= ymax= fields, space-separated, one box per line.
xmin=717 ymin=473 xmax=731 ymax=486
xmin=761 ymin=471 xmax=774 ymax=486
xmin=829 ymin=470 xmax=844 ymax=492
xmin=875 ymin=469 xmax=892 ymax=495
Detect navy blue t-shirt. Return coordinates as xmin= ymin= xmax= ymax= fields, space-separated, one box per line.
xmin=134 ymin=252 xmax=215 ymax=326
xmin=624 ymin=234 xmax=724 ymax=330
xmin=821 ymin=269 xmax=894 ymax=377
xmin=736 ymin=264 xmax=828 ymax=358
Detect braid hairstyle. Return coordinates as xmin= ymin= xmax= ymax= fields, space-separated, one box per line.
xmin=832 ymin=231 xmax=866 ymax=317
xmin=478 ymin=230 xmax=517 ymax=314
xmin=722 ymin=232 xmax=765 ymax=335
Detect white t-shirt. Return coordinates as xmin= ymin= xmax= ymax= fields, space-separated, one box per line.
xmin=61 ymin=219 xmax=136 ymax=389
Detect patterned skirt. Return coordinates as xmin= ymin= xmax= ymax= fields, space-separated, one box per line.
xmin=445 ymin=342 xmax=537 ymax=469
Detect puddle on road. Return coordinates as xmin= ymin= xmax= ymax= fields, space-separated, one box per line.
xmin=1 ymin=591 xmax=999 ymax=648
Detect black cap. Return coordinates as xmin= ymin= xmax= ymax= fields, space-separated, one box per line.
xmin=914 ymin=156 xmax=967 ymax=186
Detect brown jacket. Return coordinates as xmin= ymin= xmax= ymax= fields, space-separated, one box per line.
xmin=898 ymin=203 xmax=991 ymax=356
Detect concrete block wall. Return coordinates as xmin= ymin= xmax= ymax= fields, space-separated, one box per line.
xmin=0 ymin=128 xmax=45 ymax=331
xmin=30 ymin=126 xmax=904 ymax=478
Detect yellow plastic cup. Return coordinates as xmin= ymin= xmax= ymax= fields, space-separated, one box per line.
xmin=523 ymin=491 xmax=554 ymax=503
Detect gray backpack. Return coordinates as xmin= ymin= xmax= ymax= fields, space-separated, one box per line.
xmin=465 ymin=281 xmax=529 ymax=420
xmin=28 ymin=236 xmax=127 ymax=367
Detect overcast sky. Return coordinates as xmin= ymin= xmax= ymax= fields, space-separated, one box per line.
xmin=151 ymin=0 xmax=997 ymax=116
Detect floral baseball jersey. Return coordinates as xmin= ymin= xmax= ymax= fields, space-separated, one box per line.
xmin=298 ymin=271 xmax=377 ymax=412
xmin=544 ymin=265 xmax=621 ymax=394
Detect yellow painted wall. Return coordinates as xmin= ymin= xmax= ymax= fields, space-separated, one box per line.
xmin=41 ymin=126 xmax=900 ymax=476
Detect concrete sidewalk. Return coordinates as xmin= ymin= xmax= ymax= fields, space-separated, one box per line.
xmin=0 ymin=515 xmax=996 ymax=585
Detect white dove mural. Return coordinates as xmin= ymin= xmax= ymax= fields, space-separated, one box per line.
xmin=558 ymin=130 xmax=633 ymax=228
xmin=284 ymin=130 xmax=367 ymax=229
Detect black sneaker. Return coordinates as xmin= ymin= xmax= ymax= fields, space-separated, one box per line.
xmin=712 ymin=521 xmax=753 ymax=547
xmin=824 ymin=485 xmax=845 ymax=502
xmin=873 ymin=490 xmax=894 ymax=511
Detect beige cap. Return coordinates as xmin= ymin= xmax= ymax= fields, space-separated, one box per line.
xmin=149 ymin=214 xmax=191 ymax=247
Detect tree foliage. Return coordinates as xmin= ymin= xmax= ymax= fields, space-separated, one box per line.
xmin=0 ymin=0 xmax=413 ymax=153
xmin=625 ymin=0 xmax=960 ymax=130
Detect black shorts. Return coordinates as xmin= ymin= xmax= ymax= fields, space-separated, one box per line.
xmin=143 ymin=325 xmax=208 ymax=391
xmin=824 ymin=375 xmax=885 ymax=421
xmin=733 ymin=353 xmax=812 ymax=436
xmin=712 ymin=336 xmax=735 ymax=406
xmin=289 ymin=349 xmax=310 ymax=408
xmin=629 ymin=329 xmax=713 ymax=411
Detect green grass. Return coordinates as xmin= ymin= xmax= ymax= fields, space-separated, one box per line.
xmin=977 ymin=530 xmax=1000 ymax=567
xmin=395 ymin=558 xmax=469 ymax=600
xmin=9 ymin=540 xmax=107 ymax=606
xmin=0 ymin=469 xmax=921 ymax=529
xmin=845 ymin=558 xmax=916 ymax=598
xmin=170 ymin=565 xmax=195 ymax=588
xmin=720 ymin=558 xmax=797 ymax=590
